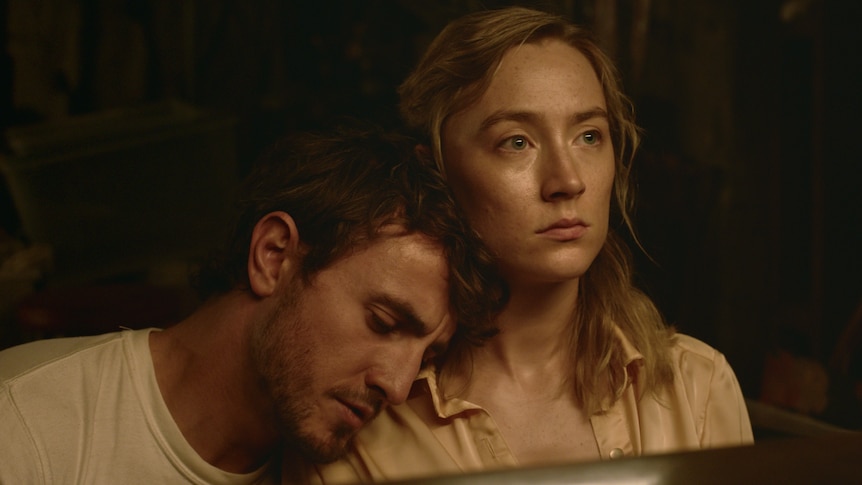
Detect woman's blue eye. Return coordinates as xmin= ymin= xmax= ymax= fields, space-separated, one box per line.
xmin=581 ymin=131 xmax=600 ymax=145
xmin=504 ymin=136 xmax=528 ymax=150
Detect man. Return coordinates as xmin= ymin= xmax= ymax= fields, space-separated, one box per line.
xmin=0 ymin=125 xmax=505 ymax=483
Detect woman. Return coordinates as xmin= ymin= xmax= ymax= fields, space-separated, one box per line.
xmin=290 ymin=6 xmax=753 ymax=482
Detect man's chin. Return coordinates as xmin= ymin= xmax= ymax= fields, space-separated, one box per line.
xmin=289 ymin=426 xmax=356 ymax=463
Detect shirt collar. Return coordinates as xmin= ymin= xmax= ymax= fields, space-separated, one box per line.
xmin=414 ymin=323 xmax=645 ymax=419
xmin=614 ymin=324 xmax=645 ymax=367
xmin=413 ymin=365 xmax=483 ymax=419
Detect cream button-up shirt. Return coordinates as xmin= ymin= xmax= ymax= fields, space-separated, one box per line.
xmin=286 ymin=333 xmax=753 ymax=483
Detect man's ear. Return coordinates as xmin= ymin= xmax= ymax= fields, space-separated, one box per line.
xmin=248 ymin=211 xmax=301 ymax=297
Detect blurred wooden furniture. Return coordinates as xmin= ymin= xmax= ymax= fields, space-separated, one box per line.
xmin=14 ymin=282 xmax=186 ymax=340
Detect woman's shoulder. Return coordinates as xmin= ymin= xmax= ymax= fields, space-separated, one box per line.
xmin=619 ymin=328 xmax=729 ymax=386
xmin=661 ymin=333 xmax=754 ymax=445
xmin=663 ymin=332 xmax=744 ymax=402
xmin=663 ymin=333 xmax=747 ymax=412
xmin=668 ymin=332 xmax=728 ymax=369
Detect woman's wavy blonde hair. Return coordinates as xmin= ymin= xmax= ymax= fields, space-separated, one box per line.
xmin=399 ymin=6 xmax=675 ymax=414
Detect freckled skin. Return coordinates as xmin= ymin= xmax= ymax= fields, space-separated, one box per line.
xmin=251 ymin=230 xmax=455 ymax=462
xmin=442 ymin=39 xmax=615 ymax=285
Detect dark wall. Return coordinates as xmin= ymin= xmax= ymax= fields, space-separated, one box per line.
xmin=2 ymin=0 xmax=861 ymax=423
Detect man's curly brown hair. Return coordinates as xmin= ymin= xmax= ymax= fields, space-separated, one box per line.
xmin=193 ymin=122 xmax=507 ymax=344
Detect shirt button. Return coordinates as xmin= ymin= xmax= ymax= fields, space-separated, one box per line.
xmin=609 ymin=448 xmax=624 ymax=459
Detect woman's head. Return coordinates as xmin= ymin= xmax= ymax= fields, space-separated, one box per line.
xmin=402 ymin=7 xmax=676 ymax=408
xmin=399 ymin=6 xmax=640 ymax=242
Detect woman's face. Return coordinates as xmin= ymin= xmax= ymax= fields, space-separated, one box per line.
xmin=441 ymin=39 xmax=615 ymax=285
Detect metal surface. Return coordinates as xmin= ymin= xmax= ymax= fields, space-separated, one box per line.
xmin=385 ymin=432 xmax=862 ymax=485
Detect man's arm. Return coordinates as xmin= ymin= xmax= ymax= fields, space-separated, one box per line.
xmin=0 ymin=387 xmax=47 ymax=484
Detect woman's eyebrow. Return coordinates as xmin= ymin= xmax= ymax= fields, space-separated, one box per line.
xmin=569 ymin=107 xmax=609 ymax=125
xmin=479 ymin=106 xmax=609 ymax=132
xmin=479 ymin=109 xmax=537 ymax=132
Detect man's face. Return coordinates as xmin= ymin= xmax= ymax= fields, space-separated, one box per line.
xmin=251 ymin=228 xmax=455 ymax=462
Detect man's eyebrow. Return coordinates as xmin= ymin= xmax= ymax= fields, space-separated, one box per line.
xmin=479 ymin=107 xmax=609 ymax=132
xmin=371 ymin=295 xmax=450 ymax=358
xmin=371 ymin=294 xmax=430 ymax=337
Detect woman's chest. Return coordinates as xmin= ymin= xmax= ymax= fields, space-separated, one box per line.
xmin=478 ymin=394 xmax=602 ymax=466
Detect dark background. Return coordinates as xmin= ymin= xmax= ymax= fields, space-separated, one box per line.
xmin=1 ymin=0 xmax=861 ymax=428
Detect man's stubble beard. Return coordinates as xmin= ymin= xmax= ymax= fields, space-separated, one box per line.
xmin=249 ymin=276 xmax=355 ymax=463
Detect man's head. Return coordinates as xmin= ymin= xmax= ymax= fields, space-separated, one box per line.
xmin=195 ymin=124 xmax=506 ymax=461
xmin=250 ymin=223 xmax=456 ymax=462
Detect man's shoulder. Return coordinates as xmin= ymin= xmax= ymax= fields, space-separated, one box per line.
xmin=0 ymin=331 xmax=131 ymax=383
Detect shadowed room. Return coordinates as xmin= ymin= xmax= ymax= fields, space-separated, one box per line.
xmin=1 ymin=0 xmax=861 ymax=478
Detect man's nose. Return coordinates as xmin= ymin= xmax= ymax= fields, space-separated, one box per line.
xmin=365 ymin=347 xmax=423 ymax=405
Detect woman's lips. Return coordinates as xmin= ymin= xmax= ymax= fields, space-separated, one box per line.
xmin=537 ymin=219 xmax=588 ymax=241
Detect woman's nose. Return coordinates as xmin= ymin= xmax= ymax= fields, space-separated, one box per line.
xmin=540 ymin=144 xmax=586 ymax=202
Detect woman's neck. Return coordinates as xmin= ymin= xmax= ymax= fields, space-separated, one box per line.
xmin=468 ymin=278 xmax=580 ymax=384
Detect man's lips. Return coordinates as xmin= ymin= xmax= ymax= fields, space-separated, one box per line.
xmin=336 ymin=398 xmax=378 ymax=429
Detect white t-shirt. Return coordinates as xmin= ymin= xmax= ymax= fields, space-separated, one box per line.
xmin=0 ymin=329 xmax=276 ymax=484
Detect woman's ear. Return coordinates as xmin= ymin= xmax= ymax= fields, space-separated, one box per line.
xmin=414 ymin=143 xmax=432 ymax=162
xmin=247 ymin=211 xmax=301 ymax=297
xmin=414 ymin=143 xmax=445 ymax=177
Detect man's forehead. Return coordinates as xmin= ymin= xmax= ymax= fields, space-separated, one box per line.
xmin=366 ymin=225 xmax=449 ymax=282
xmin=311 ymin=223 xmax=446 ymax=277
xmin=374 ymin=223 xmax=440 ymax=246
xmin=372 ymin=225 xmax=449 ymax=269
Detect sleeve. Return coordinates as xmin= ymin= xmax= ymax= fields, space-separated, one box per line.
xmin=700 ymin=351 xmax=755 ymax=447
xmin=280 ymin=451 xmax=368 ymax=485
xmin=0 ymin=387 xmax=47 ymax=485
